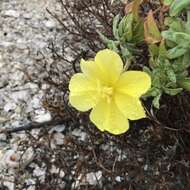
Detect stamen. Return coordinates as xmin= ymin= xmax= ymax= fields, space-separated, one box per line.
xmin=101 ymin=86 xmax=113 ymax=103
xmin=102 ymin=87 xmax=113 ymax=96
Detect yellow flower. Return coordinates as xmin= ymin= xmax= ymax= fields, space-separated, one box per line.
xmin=69 ymin=49 xmax=151 ymax=135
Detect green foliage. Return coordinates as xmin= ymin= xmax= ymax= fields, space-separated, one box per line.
xmin=156 ymin=9 xmax=190 ymax=108
xmin=162 ymin=13 xmax=190 ymax=59
xmin=144 ymin=59 xmax=182 ymax=108
xmin=98 ymin=13 xmax=144 ymax=63
xmin=178 ymin=77 xmax=190 ymax=91
xmin=169 ymin=0 xmax=190 ymax=16
xmin=144 ymin=41 xmax=190 ymax=108
xmin=99 ymin=0 xmax=190 ymax=109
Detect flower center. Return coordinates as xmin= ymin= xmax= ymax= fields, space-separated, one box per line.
xmin=102 ymin=86 xmax=113 ymax=103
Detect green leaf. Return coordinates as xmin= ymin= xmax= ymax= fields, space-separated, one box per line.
xmin=107 ymin=41 xmax=119 ymax=52
xmin=174 ymin=53 xmax=190 ymax=72
xmin=118 ymin=15 xmax=133 ymax=42
xmin=178 ymin=77 xmax=190 ymax=91
xmin=118 ymin=17 xmax=126 ymax=38
xmin=167 ymin=46 xmax=187 ymax=59
xmin=97 ymin=31 xmax=120 ymax=52
xmin=174 ymin=33 xmax=190 ymax=46
xmin=152 ymin=74 xmax=162 ymax=88
xmin=152 ymin=93 xmax=161 ymax=109
xmin=143 ymin=66 xmax=152 ymax=76
xmin=132 ymin=19 xmax=144 ymax=44
xmin=143 ymin=87 xmax=160 ymax=98
xmin=166 ymin=68 xmax=177 ymax=83
xmin=182 ymin=53 xmax=190 ymax=68
xmin=159 ymin=40 xmax=168 ymax=58
xmin=186 ymin=11 xmax=190 ymax=32
xmin=163 ymin=87 xmax=183 ymax=95
xmin=97 ymin=31 xmax=110 ymax=44
xmin=162 ymin=31 xmax=190 ymax=46
xmin=165 ymin=81 xmax=177 ymax=88
xmin=113 ymin=14 xmax=120 ymax=40
xmin=149 ymin=44 xmax=159 ymax=57
xmin=168 ymin=18 xmax=185 ymax=32
xmin=170 ymin=0 xmax=190 ymax=16
xmin=162 ymin=31 xmax=174 ymax=41
xmin=120 ymin=46 xmax=133 ymax=60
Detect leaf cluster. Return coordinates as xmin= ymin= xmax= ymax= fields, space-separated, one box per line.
xmin=144 ymin=42 xmax=190 ymax=108
xmin=144 ymin=0 xmax=190 ymax=108
xmin=99 ymin=0 xmax=144 ymax=65
xmin=162 ymin=12 xmax=190 ymax=59
xmin=106 ymin=0 xmax=190 ymax=108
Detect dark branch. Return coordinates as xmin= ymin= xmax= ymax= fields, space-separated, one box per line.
xmin=0 ymin=119 xmax=69 ymax=134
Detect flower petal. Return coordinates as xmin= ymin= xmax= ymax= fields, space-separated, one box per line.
xmin=115 ymin=92 xmax=146 ymax=120
xmin=90 ymin=99 xmax=129 ymax=135
xmin=116 ymin=71 xmax=151 ymax=97
xmin=95 ymin=49 xmax=123 ymax=85
xmin=80 ymin=59 xmax=104 ymax=81
xmin=89 ymin=100 xmax=109 ymax=132
xmin=69 ymin=73 xmax=100 ymax=111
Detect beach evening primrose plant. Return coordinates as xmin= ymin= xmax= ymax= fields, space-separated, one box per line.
xmin=69 ymin=49 xmax=151 ymax=135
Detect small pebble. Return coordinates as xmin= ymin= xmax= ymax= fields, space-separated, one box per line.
xmin=33 ymin=111 xmax=51 ymax=123
xmin=144 ymin=164 xmax=148 ymax=171
xmin=115 ymin=176 xmax=122 ymax=182
xmin=4 ymin=10 xmax=20 ymax=18
xmin=86 ymin=171 xmax=102 ymax=185
xmin=44 ymin=20 xmax=56 ymax=29
xmin=4 ymin=102 xmax=17 ymax=112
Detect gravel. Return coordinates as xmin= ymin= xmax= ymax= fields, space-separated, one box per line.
xmin=0 ymin=1 xmax=106 ymax=189
xmin=0 ymin=0 xmax=61 ymax=129
xmin=0 ymin=0 xmax=67 ymax=189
